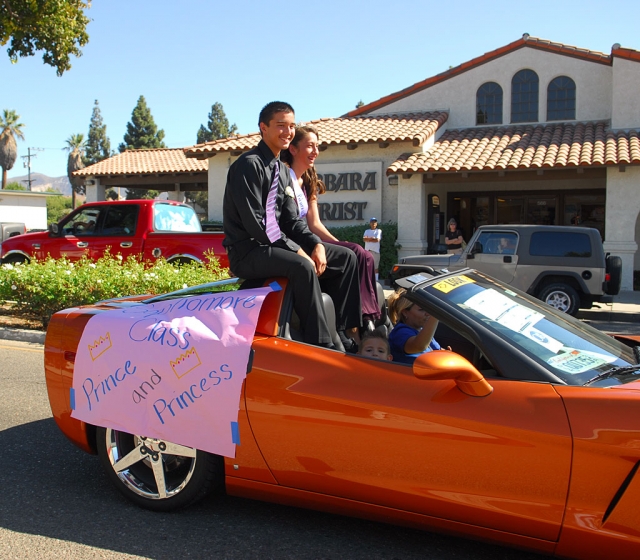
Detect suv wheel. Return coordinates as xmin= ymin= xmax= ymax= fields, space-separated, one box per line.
xmin=606 ymin=255 xmax=622 ymax=295
xmin=538 ymin=283 xmax=580 ymax=316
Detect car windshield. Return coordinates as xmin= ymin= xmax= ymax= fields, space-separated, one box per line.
xmin=413 ymin=271 xmax=637 ymax=386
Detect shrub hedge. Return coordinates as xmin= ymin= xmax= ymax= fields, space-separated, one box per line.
xmin=0 ymin=251 xmax=229 ymax=328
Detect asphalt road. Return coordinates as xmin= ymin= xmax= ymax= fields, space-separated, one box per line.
xmin=0 ymin=339 xmax=549 ymax=560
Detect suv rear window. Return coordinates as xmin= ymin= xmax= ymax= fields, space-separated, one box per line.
xmin=530 ymin=232 xmax=591 ymax=257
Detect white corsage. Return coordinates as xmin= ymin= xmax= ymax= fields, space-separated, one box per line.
xmin=284 ymin=186 xmax=295 ymax=198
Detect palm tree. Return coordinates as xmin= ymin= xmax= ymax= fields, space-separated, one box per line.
xmin=65 ymin=133 xmax=87 ymax=209
xmin=0 ymin=110 xmax=26 ymax=189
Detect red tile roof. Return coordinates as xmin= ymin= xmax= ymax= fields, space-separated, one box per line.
xmin=612 ymin=45 xmax=640 ymax=63
xmin=387 ymin=122 xmax=640 ymax=174
xmin=184 ymin=112 xmax=449 ymax=158
xmin=74 ymin=148 xmax=208 ymax=177
xmin=347 ymin=36 xmax=627 ymax=118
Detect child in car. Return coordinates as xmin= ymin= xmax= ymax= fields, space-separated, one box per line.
xmin=358 ymin=330 xmax=393 ymax=361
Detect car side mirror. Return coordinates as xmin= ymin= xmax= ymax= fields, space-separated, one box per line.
xmin=412 ymin=351 xmax=493 ymax=397
xmin=49 ymin=223 xmax=59 ymax=236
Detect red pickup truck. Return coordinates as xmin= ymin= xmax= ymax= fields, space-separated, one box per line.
xmin=0 ymin=200 xmax=229 ymax=269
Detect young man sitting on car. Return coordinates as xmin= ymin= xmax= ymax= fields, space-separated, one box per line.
xmin=222 ymin=101 xmax=362 ymax=351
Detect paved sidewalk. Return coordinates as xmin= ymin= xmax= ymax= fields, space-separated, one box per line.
xmin=576 ymin=291 xmax=640 ymax=323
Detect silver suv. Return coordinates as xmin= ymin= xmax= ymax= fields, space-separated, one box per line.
xmin=391 ymin=225 xmax=622 ymax=316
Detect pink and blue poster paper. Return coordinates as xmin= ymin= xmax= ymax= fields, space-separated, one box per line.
xmin=70 ymin=285 xmax=275 ymax=457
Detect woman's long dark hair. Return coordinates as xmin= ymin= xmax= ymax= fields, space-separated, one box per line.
xmin=281 ymin=125 xmax=326 ymax=201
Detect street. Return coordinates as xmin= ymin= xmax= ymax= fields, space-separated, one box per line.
xmin=0 ymin=339 xmax=550 ymax=560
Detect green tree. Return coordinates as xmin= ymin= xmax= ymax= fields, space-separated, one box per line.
xmin=83 ymin=99 xmax=111 ymax=166
xmin=0 ymin=109 xmax=25 ymax=189
xmin=46 ymin=192 xmax=73 ymax=224
xmin=119 ymin=95 xmax=165 ymax=199
xmin=105 ymin=187 xmax=119 ymax=200
xmin=65 ymin=133 xmax=86 ymax=208
xmin=119 ymin=95 xmax=166 ymax=152
xmin=125 ymin=187 xmax=158 ymax=200
xmin=189 ymin=102 xmax=237 ymax=210
xmin=4 ymin=181 xmax=25 ymax=190
xmin=355 ymin=100 xmax=364 ymax=109
xmin=196 ymin=102 xmax=237 ymax=144
xmin=0 ymin=0 xmax=91 ymax=76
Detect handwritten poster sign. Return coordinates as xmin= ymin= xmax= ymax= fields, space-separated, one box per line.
xmin=70 ymin=285 xmax=275 ymax=457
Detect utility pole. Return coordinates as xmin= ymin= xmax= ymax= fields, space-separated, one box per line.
xmin=20 ymin=147 xmax=44 ymax=191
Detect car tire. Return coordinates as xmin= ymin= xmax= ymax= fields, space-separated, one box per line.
xmin=606 ymin=255 xmax=622 ymax=295
xmin=96 ymin=426 xmax=224 ymax=512
xmin=538 ymin=283 xmax=580 ymax=316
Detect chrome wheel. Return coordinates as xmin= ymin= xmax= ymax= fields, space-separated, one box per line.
xmin=97 ymin=427 xmax=223 ymax=511
xmin=104 ymin=429 xmax=197 ymax=500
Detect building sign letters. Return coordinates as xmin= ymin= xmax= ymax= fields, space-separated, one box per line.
xmin=315 ymin=162 xmax=383 ymax=224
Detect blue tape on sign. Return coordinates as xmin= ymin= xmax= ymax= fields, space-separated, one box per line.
xmin=70 ymin=388 xmax=76 ymax=410
xmin=269 ymin=281 xmax=282 ymax=292
xmin=231 ymin=421 xmax=240 ymax=444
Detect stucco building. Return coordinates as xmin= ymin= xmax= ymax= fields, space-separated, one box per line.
xmin=83 ymin=35 xmax=640 ymax=290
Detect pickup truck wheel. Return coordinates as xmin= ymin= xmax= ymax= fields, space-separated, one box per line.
xmin=538 ymin=283 xmax=579 ymax=316
xmin=96 ymin=426 xmax=223 ymax=512
xmin=2 ymin=254 xmax=28 ymax=265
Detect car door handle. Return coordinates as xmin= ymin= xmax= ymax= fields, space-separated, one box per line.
xmin=503 ymin=256 xmax=512 ymax=263
xmin=77 ymin=242 xmax=88 ymax=248
xmin=120 ymin=242 xmax=133 ymax=248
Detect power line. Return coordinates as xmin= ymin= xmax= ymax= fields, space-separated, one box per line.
xmin=20 ymin=147 xmax=44 ymax=191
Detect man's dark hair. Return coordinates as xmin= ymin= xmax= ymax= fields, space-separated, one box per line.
xmin=259 ymin=101 xmax=294 ymax=128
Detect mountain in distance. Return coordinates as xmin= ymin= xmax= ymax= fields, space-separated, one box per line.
xmin=8 ymin=173 xmax=72 ymax=195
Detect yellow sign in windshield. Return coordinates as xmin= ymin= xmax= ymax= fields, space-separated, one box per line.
xmin=432 ymin=275 xmax=475 ymax=294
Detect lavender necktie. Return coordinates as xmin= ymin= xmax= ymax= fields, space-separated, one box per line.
xmin=265 ymin=161 xmax=281 ymax=243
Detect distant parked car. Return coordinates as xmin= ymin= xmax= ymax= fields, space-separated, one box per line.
xmin=390 ymin=225 xmax=622 ymax=315
xmin=0 ymin=200 xmax=228 ymax=269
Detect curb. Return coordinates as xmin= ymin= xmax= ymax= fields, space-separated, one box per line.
xmin=0 ymin=327 xmax=45 ymax=344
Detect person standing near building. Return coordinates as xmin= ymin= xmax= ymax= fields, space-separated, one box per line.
xmin=363 ymin=218 xmax=382 ymax=281
xmin=445 ymin=218 xmax=464 ymax=255
xmin=222 ymin=101 xmax=361 ymax=350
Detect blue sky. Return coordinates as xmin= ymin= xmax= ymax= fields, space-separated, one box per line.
xmin=3 ymin=0 xmax=640 ymax=181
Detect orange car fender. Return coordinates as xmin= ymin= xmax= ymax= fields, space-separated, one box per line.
xmin=555 ymin=384 xmax=640 ymax=559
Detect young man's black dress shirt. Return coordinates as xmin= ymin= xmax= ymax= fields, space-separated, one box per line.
xmin=222 ymin=140 xmax=361 ymax=346
xmin=223 ymin=140 xmax=321 ymax=260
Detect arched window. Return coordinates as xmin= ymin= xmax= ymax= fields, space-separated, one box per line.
xmin=547 ymin=76 xmax=576 ymax=121
xmin=511 ymin=69 xmax=539 ymax=123
xmin=476 ymin=82 xmax=503 ymax=124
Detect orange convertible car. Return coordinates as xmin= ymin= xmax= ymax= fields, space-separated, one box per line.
xmin=44 ymin=270 xmax=640 ymax=559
